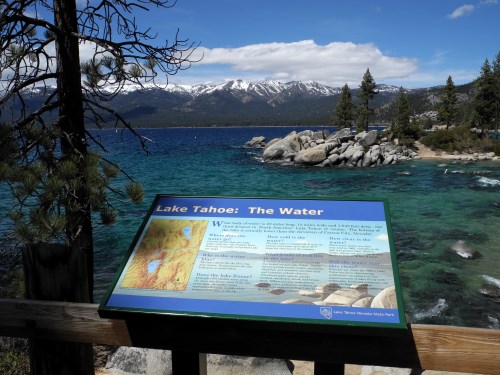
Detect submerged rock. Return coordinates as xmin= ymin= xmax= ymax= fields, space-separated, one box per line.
xmin=448 ymin=240 xmax=481 ymax=259
xmin=479 ymin=284 xmax=500 ymax=299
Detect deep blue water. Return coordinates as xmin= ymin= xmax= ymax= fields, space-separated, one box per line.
xmin=3 ymin=126 xmax=500 ymax=328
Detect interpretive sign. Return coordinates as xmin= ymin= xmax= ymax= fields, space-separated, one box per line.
xmin=99 ymin=195 xmax=407 ymax=329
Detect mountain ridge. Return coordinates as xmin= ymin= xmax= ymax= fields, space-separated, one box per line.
xmin=14 ymin=79 xmax=476 ymax=128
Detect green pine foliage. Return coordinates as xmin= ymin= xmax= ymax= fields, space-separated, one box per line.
xmin=472 ymin=59 xmax=496 ymax=133
xmin=0 ymin=121 xmax=142 ymax=244
xmin=492 ymin=52 xmax=500 ymax=136
xmin=357 ymin=68 xmax=377 ymax=132
xmin=391 ymin=88 xmax=422 ymax=146
xmin=438 ymin=76 xmax=458 ymax=128
xmin=331 ymin=83 xmax=354 ymax=128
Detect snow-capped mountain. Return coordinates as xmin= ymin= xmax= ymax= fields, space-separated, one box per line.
xmin=104 ymin=79 xmax=346 ymax=100
xmin=14 ymin=79 xmax=406 ymax=127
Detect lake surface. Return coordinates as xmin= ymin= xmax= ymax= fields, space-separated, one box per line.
xmin=3 ymin=126 xmax=500 ymax=328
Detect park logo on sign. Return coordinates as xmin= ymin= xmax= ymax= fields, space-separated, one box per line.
xmin=320 ymin=307 xmax=333 ymax=320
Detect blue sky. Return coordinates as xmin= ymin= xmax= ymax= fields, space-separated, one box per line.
xmin=137 ymin=0 xmax=499 ymax=88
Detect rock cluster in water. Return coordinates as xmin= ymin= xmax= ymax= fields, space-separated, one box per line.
xmin=244 ymin=128 xmax=419 ymax=167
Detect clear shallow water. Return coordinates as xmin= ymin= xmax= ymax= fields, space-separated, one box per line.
xmin=3 ymin=127 xmax=499 ymax=328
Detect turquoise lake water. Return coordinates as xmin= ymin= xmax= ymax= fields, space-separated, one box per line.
xmin=2 ymin=126 xmax=499 ymax=328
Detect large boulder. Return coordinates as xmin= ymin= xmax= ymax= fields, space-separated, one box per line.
xmin=326 ymin=128 xmax=353 ymax=142
xmin=340 ymin=145 xmax=362 ymax=161
xmin=356 ymin=130 xmax=378 ymax=147
xmin=312 ymin=129 xmax=329 ymax=140
xmin=244 ymin=136 xmax=266 ymax=148
xmin=349 ymin=149 xmax=365 ymax=164
xmin=262 ymin=133 xmax=301 ymax=161
xmin=327 ymin=154 xmax=341 ymax=165
xmin=106 ymin=347 xmax=167 ymax=374
xmin=362 ymin=149 xmax=373 ymax=167
xmin=370 ymin=145 xmax=381 ymax=163
xmin=106 ymin=348 xmax=293 ymax=375
xmin=294 ymin=147 xmax=327 ymax=165
xmin=325 ymin=138 xmax=341 ymax=148
xmin=382 ymin=155 xmax=394 ymax=165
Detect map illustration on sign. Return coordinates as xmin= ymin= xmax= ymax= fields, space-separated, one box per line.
xmin=121 ymin=219 xmax=208 ymax=291
xmin=100 ymin=195 xmax=407 ymax=329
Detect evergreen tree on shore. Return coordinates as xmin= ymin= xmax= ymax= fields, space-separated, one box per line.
xmin=393 ymin=87 xmax=411 ymax=139
xmin=492 ymin=52 xmax=500 ymax=136
xmin=391 ymin=87 xmax=421 ymax=146
xmin=332 ymin=84 xmax=354 ymax=128
xmin=356 ymin=68 xmax=377 ymax=132
xmin=438 ymin=76 xmax=458 ymax=129
xmin=472 ymin=59 xmax=496 ymax=134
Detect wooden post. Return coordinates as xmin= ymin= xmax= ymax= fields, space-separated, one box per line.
xmin=171 ymin=351 xmax=207 ymax=375
xmin=314 ymin=362 xmax=344 ymax=375
xmin=22 ymin=243 xmax=94 ymax=375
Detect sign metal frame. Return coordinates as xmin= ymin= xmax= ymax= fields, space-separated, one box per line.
xmin=99 ymin=195 xmax=407 ymax=332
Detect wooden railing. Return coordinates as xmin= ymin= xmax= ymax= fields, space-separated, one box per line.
xmin=1 ymin=298 xmax=499 ymax=374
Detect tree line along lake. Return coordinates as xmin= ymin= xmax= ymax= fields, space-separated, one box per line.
xmin=3 ymin=126 xmax=499 ymax=329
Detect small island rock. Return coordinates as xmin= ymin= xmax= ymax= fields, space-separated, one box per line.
xmin=246 ymin=128 xmax=420 ymax=168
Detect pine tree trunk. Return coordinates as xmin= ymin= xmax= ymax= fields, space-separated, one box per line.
xmin=23 ymin=243 xmax=94 ymax=375
xmin=53 ymin=0 xmax=94 ymax=301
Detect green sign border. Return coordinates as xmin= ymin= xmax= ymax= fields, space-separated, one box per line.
xmin=99 ymin=195 xmax=408 ymax=331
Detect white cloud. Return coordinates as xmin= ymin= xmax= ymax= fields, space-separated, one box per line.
xmin=448 ymin=4 xmax=475 ymax=19
xmin=191 ymin=40 xmax=418 ymax=87
xmin=428 ymin=50 xmax=449 ymax=66
xmin=376 ymin=234 xmax=389 ymax=241
xmin=391 ymin=68 xmax=477 ymax=88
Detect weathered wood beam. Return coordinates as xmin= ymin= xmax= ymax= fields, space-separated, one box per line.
xmin=1 ymin=299 xmax=499 ymax=374
xmin=0 ymin=298 xmax=131 ymax=346
xmin=412 ymin=324 xmax=500 ymax=374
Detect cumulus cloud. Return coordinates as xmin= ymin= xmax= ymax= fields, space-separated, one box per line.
xmin=448 ymin=4 xmax=475 ymax=19
xmin=192 ymin=40 xmax=417 ymax=87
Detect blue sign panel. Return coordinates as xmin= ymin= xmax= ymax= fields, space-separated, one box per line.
xmin=99 ymin=195 xmax=407 ymax=329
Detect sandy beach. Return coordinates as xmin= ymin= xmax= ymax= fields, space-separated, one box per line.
xmin=414 ymin=141 xmax=499 ymax=162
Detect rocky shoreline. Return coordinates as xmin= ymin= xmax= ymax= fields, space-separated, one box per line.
xmin=244 ymin=128 xmax=499 ymax=166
